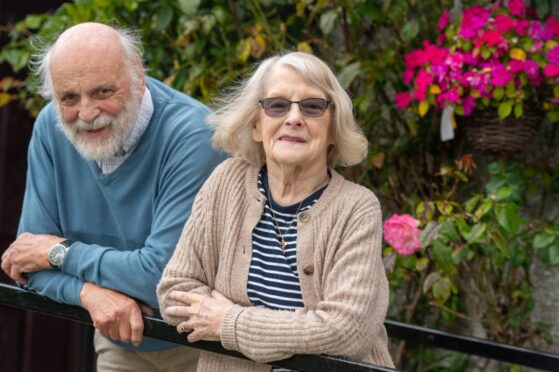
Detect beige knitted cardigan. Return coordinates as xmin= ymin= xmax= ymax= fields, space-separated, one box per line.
xmin=157 ymin=157 xmax=394 ymax=371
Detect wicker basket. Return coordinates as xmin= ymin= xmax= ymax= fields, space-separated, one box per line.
xmin=457 ymin=108 xmax=543 ymax=155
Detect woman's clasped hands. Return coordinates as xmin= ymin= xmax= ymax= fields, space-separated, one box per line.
xmin=165 ymin=290 xmax=234 ymax=342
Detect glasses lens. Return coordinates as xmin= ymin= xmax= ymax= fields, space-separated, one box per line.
xmin=262 ymin=98 xmax=291 ymax=117
xmin=299 ymin=98 xmax=329 ymax=117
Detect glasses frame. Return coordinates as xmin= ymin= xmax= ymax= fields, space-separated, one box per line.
xmin=258 ymin=97 xmax=332 ymax=118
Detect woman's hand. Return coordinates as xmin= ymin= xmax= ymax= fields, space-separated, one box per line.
xmin=165 ymin=289 xmax=234 ymax=342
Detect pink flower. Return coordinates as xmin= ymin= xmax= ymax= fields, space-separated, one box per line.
xmin=415 ymin=69 xmax=434 ymax=89
xmin=543 ymin=65 xmax=559 ymax=77
xmin=438 ymin=11 xmax=450 ymax=31
xmin=405 ymin=49 xmax=428 ymax=69
xmin=544 ymin=18 xmax=559 ymax=40
xmin=481 ymin=30 xmax=503 ymax=46
xmin=547 ymin=46 xmax=559 ymax=65
xmin=529 ymin=21 xmax=544 ymax=41
xmin=523 ymin=60 xmax=540 ymax=80
xmin=513 ymin=19 xmax=530 ymax=36
xmin=403 ymin=69 xmax=415 ymax=85
xmin=459 ymin=5 xmax=491 ymax=39
xmin=383 ymin=214 xmax=421 ymax=256
xmin=462 ymin=95 xmax=476 ymax=115
xmin=508 ymin=0 xmax=526 ymax=17
xmin=495 ymin=14 xmax=514 ymax=33
xmin=509 ymin=59 xmax=524 ymax=73
xmin=424 ymin=42 xmax=449 ymax=65
xmin=440 ymin=86 xmax=460 ymax=104
xmin=490 ymin=63 xmax=512 ymax=86
xmin=395 ymin=92 xmax=412 ymax=109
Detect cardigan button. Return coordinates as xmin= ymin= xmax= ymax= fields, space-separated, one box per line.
xmin=303 ymin=264 xmax=314 ymax=275
xmin=299 ymin=212 xmax=310 ymax=223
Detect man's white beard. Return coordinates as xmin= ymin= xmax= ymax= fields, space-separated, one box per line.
xmin=56 ymin=90 xmax=141 ymax=162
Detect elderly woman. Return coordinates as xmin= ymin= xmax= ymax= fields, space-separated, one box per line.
xmin=156 ymin=52 xmax=394 ymax=371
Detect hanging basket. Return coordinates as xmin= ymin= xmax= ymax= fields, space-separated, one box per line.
xmin=456 ymin=108 xmax=543 ymax=155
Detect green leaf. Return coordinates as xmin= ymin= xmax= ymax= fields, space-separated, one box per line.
xmin=495 ymin=185 xmax=512 ymax=201
xmin=495 ymin=203 xmax=522 ymax=235
xmin=493 ymin=87 xmax=504 ymax=100
xmin=432 ymin=277 xmax=452 ymax=304
xmin=533 ymin=232 xmax=556 ymax=249
xmin=361 ymin=3 xmax=388 ymax=23
xmin=400 ymin=20 xmax=420 ymax=42
xmin=179 ymin=0 xmax=201 ymax=16
xmin=464 ymin=195 xmax=481 ymax=214
xmin=156 ymin=5 xmax=174 ymax=30
xmin=420 ymin=221 xmax=440 ymax=246
xmin=439 ymin=219 xmax=460 ymax=243
xmin=542 ymin=241 xmax=559 ymax=265
xmin=337 ymin=62 xmax=360 ymax=90
xmin=432 ymin=240 xmax=454 ymax=273
xmin=498 ymin=101 xmax=513 ymax=119
xmin=319 ymin=9 xmax=338 ymax=35
xmin=423 ymin=271 xmax=440 ymax=293
xmin=514 ymin=102 xmax=523 ymax=118
xmin=481 ymin=46 xmax=492 ymax=60
xmin=462 ymin=223 xmax=486 ymax=244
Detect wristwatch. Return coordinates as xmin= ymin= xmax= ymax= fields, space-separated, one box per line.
xmin=47 ymin=239 xmax=74 ymax=269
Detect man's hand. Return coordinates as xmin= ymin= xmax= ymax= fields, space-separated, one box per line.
xmin=80 ymin=282 xmax=154 ymax=347
xmin=1 ymin=232 xmax=64 ymax=284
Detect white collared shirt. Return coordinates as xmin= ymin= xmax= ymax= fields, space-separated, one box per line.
xmin=97 ymin=87 xmax=154 ymax=174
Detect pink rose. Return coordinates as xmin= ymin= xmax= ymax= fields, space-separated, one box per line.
xmin=383 ymin=214 xmax=421 ymax=256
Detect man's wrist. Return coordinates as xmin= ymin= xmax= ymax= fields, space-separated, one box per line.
xmin=47 ymin=239 xmax=74 ymax=269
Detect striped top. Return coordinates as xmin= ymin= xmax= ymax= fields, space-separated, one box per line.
xmin=247 ymin=168 xmax=326 ymax=311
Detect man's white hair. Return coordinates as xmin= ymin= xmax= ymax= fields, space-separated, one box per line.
xmin=31 ymin=25 xmax=145 ymax=101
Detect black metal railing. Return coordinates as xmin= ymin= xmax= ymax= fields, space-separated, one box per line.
xmin=1 ymin=283 xmax=558 ymax=371
xmin=0 ymin=283 xmax=395 ymax=372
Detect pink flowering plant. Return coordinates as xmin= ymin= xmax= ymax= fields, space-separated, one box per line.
xmin=395 ymin=0 xmax=559 ymax=122
xmin=383 ymin=214 xmax=421 ymax=256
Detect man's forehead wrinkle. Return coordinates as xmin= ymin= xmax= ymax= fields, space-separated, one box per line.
xmin=50 ymin=23 xmax=125 ymax=68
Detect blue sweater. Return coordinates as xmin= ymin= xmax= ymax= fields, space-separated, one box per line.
xmin=18 ymin=77 xmax=226 ymax=351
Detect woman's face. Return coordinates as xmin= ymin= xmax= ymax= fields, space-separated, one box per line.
xmin=252 ymin=65 xmax=334 ymax=170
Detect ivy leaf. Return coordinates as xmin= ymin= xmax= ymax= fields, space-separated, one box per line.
xmin=498 ymin=101 xmax=513 ymax=119
xmin=495 ymin=203 xmax=522 ymax=235
xmin=432 ymin=276 xmax=452 ymax=304
xmin=462 ymin=223 xmax=486 ymax=244
xmin=338 ymin=62 xmax=360 ymax=89
xmin=423 ymin=271 xmax=440 ymax=294
xmin=156 ymin=5 xmax=174 ymax=30
xmin=533 ymin=232 xmax=556 ymax=249
xmin=179 ymin=0 xmax=201 ymax=16
xmin=400 ymin=20 xmax=420 ymax=42
xmin=319 ymin=9 xmax=338 ymax=35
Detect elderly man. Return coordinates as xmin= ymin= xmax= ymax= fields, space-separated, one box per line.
xmin=0 ymin=22 xmax=225 ymax=371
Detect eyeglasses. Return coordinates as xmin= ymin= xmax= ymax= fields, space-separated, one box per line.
xmin=258 ymin=97 xmax=331 ymax=117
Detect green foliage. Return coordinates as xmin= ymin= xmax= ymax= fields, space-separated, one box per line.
xmin=1 ymin=0 xmax=559 ymax=370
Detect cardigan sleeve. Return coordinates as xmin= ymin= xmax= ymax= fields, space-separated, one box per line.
xmin=156 ymin=175 xmax=215 ymax=326
xmin=220 ymin=199 xmax=393 ymax=368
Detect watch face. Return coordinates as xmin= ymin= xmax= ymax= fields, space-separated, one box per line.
xmin=48 ymin=244 xmax=67 ymax=269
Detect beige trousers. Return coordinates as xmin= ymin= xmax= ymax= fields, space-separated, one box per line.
xmin=94 ymin=330 xmax=199 ymax=372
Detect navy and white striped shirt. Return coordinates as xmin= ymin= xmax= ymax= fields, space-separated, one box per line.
xmin=247 ymin=168 xmax=326 ymax=311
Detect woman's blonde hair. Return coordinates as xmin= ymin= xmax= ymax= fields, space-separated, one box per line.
xmin=208 ymin=51 xmax=368 ymax=167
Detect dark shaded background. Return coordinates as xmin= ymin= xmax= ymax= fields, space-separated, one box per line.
xmin=0 ymin=1 xmax=90 ymax=371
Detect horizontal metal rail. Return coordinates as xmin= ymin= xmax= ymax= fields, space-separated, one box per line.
xmin=1 ymin=283 xmax=558 ymax=371
xmin=0 ymin=283 xmax=395 ymax=372
xmin=385 ymin=320 xmax=559 ymax=371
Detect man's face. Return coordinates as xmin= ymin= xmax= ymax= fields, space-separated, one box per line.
xmin=51 ymin=49 xmax=141 ymax=162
